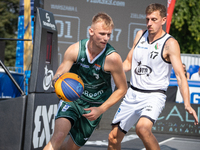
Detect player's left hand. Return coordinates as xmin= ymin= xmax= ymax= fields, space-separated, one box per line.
xmin=51 ymin=74 xmax=61 ymax=88
xmin=185 ymin=106 xmax=199 ymax=125
xmin=82 ymin=107 xmax=102 ymax=121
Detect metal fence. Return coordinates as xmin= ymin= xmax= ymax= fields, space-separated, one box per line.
xmin=181 ymin=54 xmax=200 ymax=70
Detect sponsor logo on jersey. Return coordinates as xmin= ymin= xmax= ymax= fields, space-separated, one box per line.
xmin=155 ymin=43 xmax=159 ymax=50
xmin=84 ymin=138 xmax=88 ymax=141
xmin=62 ymin=103 xmax=71 ymax=112
xmin=78 ymin=62 xmax=89 ymax=68
xmin=135 ymin=61 xmax=152 ymax=76
xmin=137 ymin=45 xmax=148 ymax=49
xmin=142 ymin=105 xmax=153 ymax=111
xmin=93 ymin=64 xmax=101 ymax=71
xmin=81 ymin=58 xmax=85 ymax=62
xmin=154 ymin=43 xmax=162 ymax=50
xmin=93 ymin=73 xmax=100 ymax=79
xmin=83 ymin=89 xmax=104 ymax=98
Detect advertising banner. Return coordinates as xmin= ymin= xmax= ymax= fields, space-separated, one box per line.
xmin=152 ymin=102 xmax=200 ymax=136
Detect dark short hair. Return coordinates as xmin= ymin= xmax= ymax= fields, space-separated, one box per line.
xmin=146 ymin=3 xmax=167 ymax=18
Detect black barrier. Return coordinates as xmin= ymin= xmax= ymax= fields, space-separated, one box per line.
xmin=23 ymin=93 xmax=58 ymax=150
xmin=0 ymin=7 xmax=59 ymax=150
xmin=0 ymin=96 xmax=27 ymax=150
xmin=29 ymin=7 xmax=58 ymax=93
xmin=22 ymin=7 xmax=59 ymax=150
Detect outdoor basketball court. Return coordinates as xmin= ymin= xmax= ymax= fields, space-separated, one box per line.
xmin=80 ymin=129 xmax=200 ymax=150
xmin=1 ymin=1 xmax=200 ymax=150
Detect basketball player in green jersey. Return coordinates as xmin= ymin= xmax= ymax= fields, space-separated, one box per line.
xmin=44 ymin=12 xmax=128 ymax=150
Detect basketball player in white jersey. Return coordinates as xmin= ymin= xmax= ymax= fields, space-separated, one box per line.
xmin=108 ymin=3 xmax=198 ymax=150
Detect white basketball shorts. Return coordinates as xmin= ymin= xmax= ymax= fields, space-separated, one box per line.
xmin=111 ymin=87 xmax=166 ymax=133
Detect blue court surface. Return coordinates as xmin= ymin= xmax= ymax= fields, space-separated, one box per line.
xmin=80 ymin=129 xmax=200 ymax=150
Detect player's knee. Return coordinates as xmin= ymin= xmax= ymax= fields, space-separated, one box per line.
xmin=52 ymin=131 xmax=66 ymax=144
xmin=136 ymin=125 xmax=151 ymax=139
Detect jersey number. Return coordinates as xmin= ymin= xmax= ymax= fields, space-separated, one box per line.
xmin=150 ymin=51 xmax=158 ymax=59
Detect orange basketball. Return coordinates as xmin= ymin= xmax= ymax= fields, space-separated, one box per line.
xmin=54 ymin=72 xmax=84 ymax=102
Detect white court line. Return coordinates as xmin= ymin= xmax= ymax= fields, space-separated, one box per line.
xmin=85 ymin=140 xmax=108 ymax=146
xmin=159 ymin=137 xmax=175 ymax=145
xmin=85 ymin=134 xmax=139 ymax=146
xmin=173 ymin=137 xmax=200 ymax=143
xmin=140 ymin=137 xmax=175 ymax=150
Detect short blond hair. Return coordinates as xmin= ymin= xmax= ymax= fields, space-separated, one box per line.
xmin=91 ymin=12 xmax=114 ymax=29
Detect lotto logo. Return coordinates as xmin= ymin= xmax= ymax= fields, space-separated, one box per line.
xmin=32 ymin=104 xmax=57 ymax=148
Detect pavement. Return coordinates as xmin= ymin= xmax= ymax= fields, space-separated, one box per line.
xmin=79 ymin=129 xmax=200 ymax=150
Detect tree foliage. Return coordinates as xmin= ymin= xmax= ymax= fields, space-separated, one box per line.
xmin=0 ymin=0 xmax=19 ymax=66
xmin=170 ymin=0 xmax=200 ymax=54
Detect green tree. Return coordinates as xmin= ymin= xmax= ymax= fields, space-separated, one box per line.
xmin=170 ymin=0 xmax=200 ymax=54
xmin=0 ymin=0 xmax=19 ymax=66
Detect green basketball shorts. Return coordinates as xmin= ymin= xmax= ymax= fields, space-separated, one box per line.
xmin=55 ymin=99 xmax=102 ymax=147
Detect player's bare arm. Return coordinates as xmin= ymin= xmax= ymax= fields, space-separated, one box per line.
xmin=164 ymin=38 xmax=198 ymax=125
xmin=101 ymin=52 xmax=127 ymax=111
xmin=52 ymin=42 xmax=79 ymax=80
xmin=83 ymin=52 xmax=127 ymax=121
xmin=123 ymin=30 xmax=144 ymax=72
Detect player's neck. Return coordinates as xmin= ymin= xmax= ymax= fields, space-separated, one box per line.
xmin=148 ymin=30 xmax=165 ymax=44
xmin=87 ymin=41 xmax=103 ymax=61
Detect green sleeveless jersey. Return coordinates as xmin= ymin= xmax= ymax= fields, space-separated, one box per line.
xmin=70 ymin=39 xmax=116 ymax=104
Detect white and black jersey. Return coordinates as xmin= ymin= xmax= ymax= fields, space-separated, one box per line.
xmin=111 ymin=30 xmax=173 ymax=133
xmin=130 ymin=30 xmax=172 ymax=91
